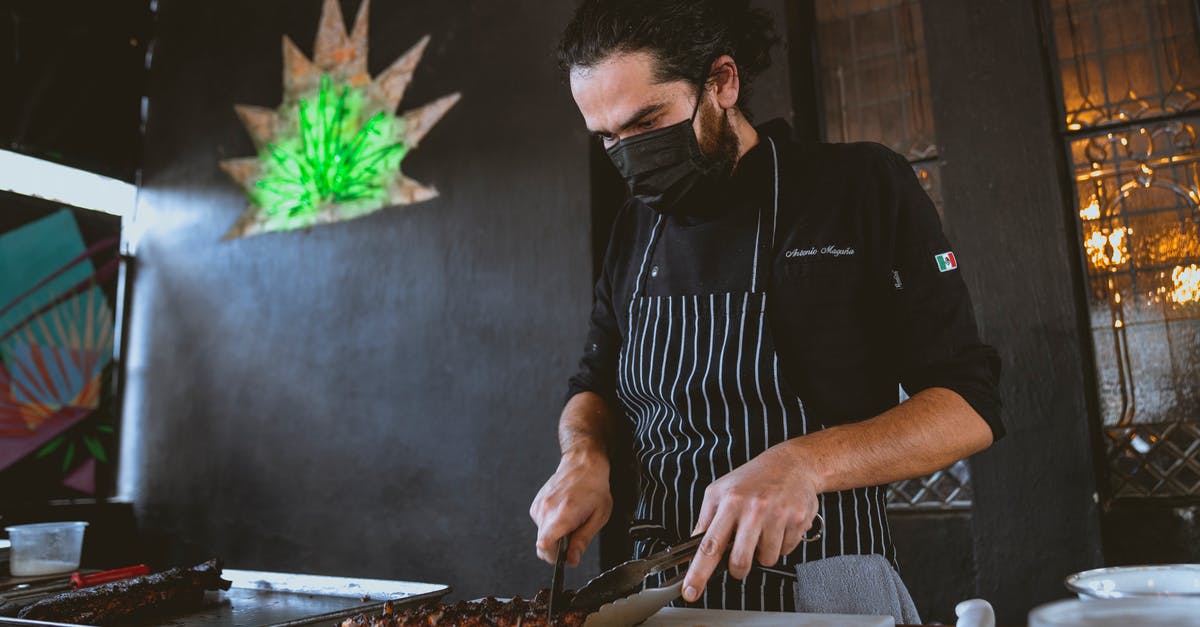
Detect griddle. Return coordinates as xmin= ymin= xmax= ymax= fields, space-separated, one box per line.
xmin=0 ymin=569 xmax=449 ymax=627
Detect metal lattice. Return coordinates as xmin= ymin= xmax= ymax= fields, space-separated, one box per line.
xmin=1049 ymin=0 xmax=1200 ymax=131
xmin=815 ymin=0 xmax=938 ymax=161
xmin=817 ymin=2 xmax=968 ymax=510
xmin=1047 ymin=0 xmax=1200 ymax=499
xmin=887 ymin=460 xmax=974 ymax=510
xmin=1106 ymin=421 xmax=1200 ymax=497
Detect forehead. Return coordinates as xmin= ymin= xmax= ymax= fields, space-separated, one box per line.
xmin=569 ymin=51 xmax=692 ymax=133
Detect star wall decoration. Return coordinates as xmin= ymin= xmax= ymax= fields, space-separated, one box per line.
xmin=221 ymin=0 xmax=460 ymax=239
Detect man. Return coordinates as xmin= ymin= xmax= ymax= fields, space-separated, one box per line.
xmin=530 ymin=0 xmax=1002 ymax=621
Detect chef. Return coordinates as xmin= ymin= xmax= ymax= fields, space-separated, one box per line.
xmin=529 ymin=0 xmax=1003 ymax=621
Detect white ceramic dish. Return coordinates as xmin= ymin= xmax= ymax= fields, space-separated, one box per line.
xmin=1065 ymin=564 xmax=1200 ymax=599
xmin=1030 ymin=597 xmax=1200 ymax=626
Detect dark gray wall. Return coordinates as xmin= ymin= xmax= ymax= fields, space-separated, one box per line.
xmin=120 ymin=0 xmax=595 ymax=600
xmin=922 ymin=0 xmax=1105 ymax=622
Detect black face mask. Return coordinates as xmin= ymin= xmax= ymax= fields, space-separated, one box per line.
xmin=605 ymin=99 xmax=724 ymax=216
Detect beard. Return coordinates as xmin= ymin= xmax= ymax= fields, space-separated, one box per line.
xmin=671 ymin=99 xmax=741 ymax=219
xmin=697 ymin=99 xmax=740 ymax=181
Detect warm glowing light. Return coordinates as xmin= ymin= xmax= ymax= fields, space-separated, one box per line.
xmin=1114 ymin=319 xmax=1124 ymax=328
xmin=1114 ymin=292 xmax=1122 ymax=303
xmin=1085 ymin=227 xmax=1131 ymax=269
xmin=1080 ymin=197 xmax=1100 ymax=220
xmin=1169 ymin=264 xmax=1200 ymax=304
xmin=1068 ymin=123 xmax=1083 ymax=131
xmin=1138 ymin=163 xmax=1154 ymax=185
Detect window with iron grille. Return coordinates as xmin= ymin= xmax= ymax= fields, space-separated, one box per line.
xmin=1044 ymin=0 xmax=1200 ymax=499
xmin=814 ymin=0 xmax=972 ymax=510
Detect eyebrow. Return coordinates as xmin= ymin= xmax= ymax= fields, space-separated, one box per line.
xmin=590 ymin=103 xmax=667 ymax=138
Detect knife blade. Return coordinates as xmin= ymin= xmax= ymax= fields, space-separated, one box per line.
xmin=546 ymin=536 xmax=568 ymax=620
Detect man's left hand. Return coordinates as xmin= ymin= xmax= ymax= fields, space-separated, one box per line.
xmin=681 ymin=442 xmax=821 ymax=603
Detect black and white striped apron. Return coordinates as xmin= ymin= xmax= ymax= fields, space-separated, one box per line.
xmin=613 ymin=138 xmax=896 ymax=612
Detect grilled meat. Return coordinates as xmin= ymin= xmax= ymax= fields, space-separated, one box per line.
xmin=342 ymin=589 xmax=590 ymax=626
xmin=17 ymin=559 xmax=231 ymax=625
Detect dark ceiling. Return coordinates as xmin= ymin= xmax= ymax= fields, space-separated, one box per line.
xmin=0 ymin=0 xmax=153 ymax=183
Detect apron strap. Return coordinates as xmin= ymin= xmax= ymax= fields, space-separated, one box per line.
xmin=630 ymin=134 xmax=781 ymax=304
xmin=750 ymin=136 xmax=781 ymax=294
xmin=630 ymin=214 xmax=665 ymax=309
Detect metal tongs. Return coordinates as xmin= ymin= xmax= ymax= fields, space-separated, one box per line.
xmin=568 ymin=533 xmax=709 ymax=626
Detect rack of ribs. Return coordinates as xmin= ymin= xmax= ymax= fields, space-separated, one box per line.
xmin=17 ymin=559 xmax=232 ymax=625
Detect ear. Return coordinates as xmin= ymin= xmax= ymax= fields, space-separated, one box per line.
xmin=707 ymin=54 xmax=741 ymax=111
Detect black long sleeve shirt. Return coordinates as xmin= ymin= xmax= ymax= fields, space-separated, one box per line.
xmin=569 ymin=120 xmax=1004 ymax=440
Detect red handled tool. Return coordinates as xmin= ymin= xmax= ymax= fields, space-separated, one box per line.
xmin=70 ymin=564 xmax=150 ymax=589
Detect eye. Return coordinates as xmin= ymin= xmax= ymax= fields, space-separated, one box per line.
xmin=637 ymin=118 xmax=656 ymax=129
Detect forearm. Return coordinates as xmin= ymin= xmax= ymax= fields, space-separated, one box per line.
xmin=559 ymin=391 xmax=614 ymax=459
xmin=782 ymin=387 xmax=993 ymax=494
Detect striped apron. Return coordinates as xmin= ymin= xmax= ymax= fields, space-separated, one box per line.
xmin=613 ymin=138 xmax=896 ymax=612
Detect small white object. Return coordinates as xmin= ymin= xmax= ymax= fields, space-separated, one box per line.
xmin=5 ymin=521 xmax=89 ymax=577
xmin=1065 ymin=564 xmax=1200 ymax=599
xmin=955 ymin=599 xmax=995 ymax=627
xmin=1029 ymin=597 xmax=1200 ymax=626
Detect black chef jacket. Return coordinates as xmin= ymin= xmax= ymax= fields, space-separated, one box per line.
xmin=567 ymin=120 xmax=1004 ymax=440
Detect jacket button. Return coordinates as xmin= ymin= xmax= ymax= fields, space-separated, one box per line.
xmin=650 ymin=265 xmax=659 ymax=278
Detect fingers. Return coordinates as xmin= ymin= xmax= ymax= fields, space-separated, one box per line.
xmin=756 ymin=518 xmax=785 ymax=567
xmin=532 ymin=475 xmax=613 ymax=565
xmin=692 ymin=491 xmax=718 ymax=535
xmin=727 ymin=512 xmax=762 ymax=580
xmin=779 ymin=519 xmax=807 ymax=557
xmin=567 ymin=501 xmax=612 ymax=566
xmin=681 ymin=505 xmax=735 ymax=603
xmin=779 ymin=494 xmax=819 ymax=556
xmin=536 ymin=506 xmax=584 ymax=563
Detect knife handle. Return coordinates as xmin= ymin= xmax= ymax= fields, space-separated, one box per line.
xmin=71 ymin=564 xmax=150 ymax=588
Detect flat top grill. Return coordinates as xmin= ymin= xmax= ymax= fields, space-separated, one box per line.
xmin=0 ymin=569 xmax=450 ymax=627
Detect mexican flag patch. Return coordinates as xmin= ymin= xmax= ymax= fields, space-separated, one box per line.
xmin=935 ymin=251 xmax=958 ymax=272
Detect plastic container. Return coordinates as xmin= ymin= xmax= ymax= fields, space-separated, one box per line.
xmin=5 ymin=521 xmax=89 ymax=577
xmin=1029 ymin=597 xmax=1200 ymax=626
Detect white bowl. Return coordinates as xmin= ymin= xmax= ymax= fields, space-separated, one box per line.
xmin=1030 ymin=597 xmax=1200 ymax=626
xmin=1065 ymin=564 xmax=1200 ymax=599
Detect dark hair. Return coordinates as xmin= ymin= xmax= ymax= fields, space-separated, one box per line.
xmin=557 ymin=0 xmax=778 ymax=112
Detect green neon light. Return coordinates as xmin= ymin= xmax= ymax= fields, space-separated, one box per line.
xmin=252 ymin=74 xmax=408 ymax=229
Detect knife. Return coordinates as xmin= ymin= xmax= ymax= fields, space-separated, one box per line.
xmin=546 ymin=536 xmax=568 ymax=620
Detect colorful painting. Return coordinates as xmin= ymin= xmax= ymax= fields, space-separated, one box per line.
xmin=221 ymin=0 xmax=461 ymax=240
xmin=0 ymin=209 xmax=119 ymax=498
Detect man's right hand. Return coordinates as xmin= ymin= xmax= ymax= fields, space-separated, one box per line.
xmin=530 ymin=447 xmax=613 ymax=567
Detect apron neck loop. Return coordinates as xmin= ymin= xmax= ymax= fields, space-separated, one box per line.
xmin=629 ymin=135 xmax=781 ymax=303
xmin=749 ymin=136 xmax=780 ymax=294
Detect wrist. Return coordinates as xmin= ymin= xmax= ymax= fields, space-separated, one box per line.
xmin=777 ymin=436 xmax=830 ymax=494
xmin=561 ymin=440 xmax=609 ymax=469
